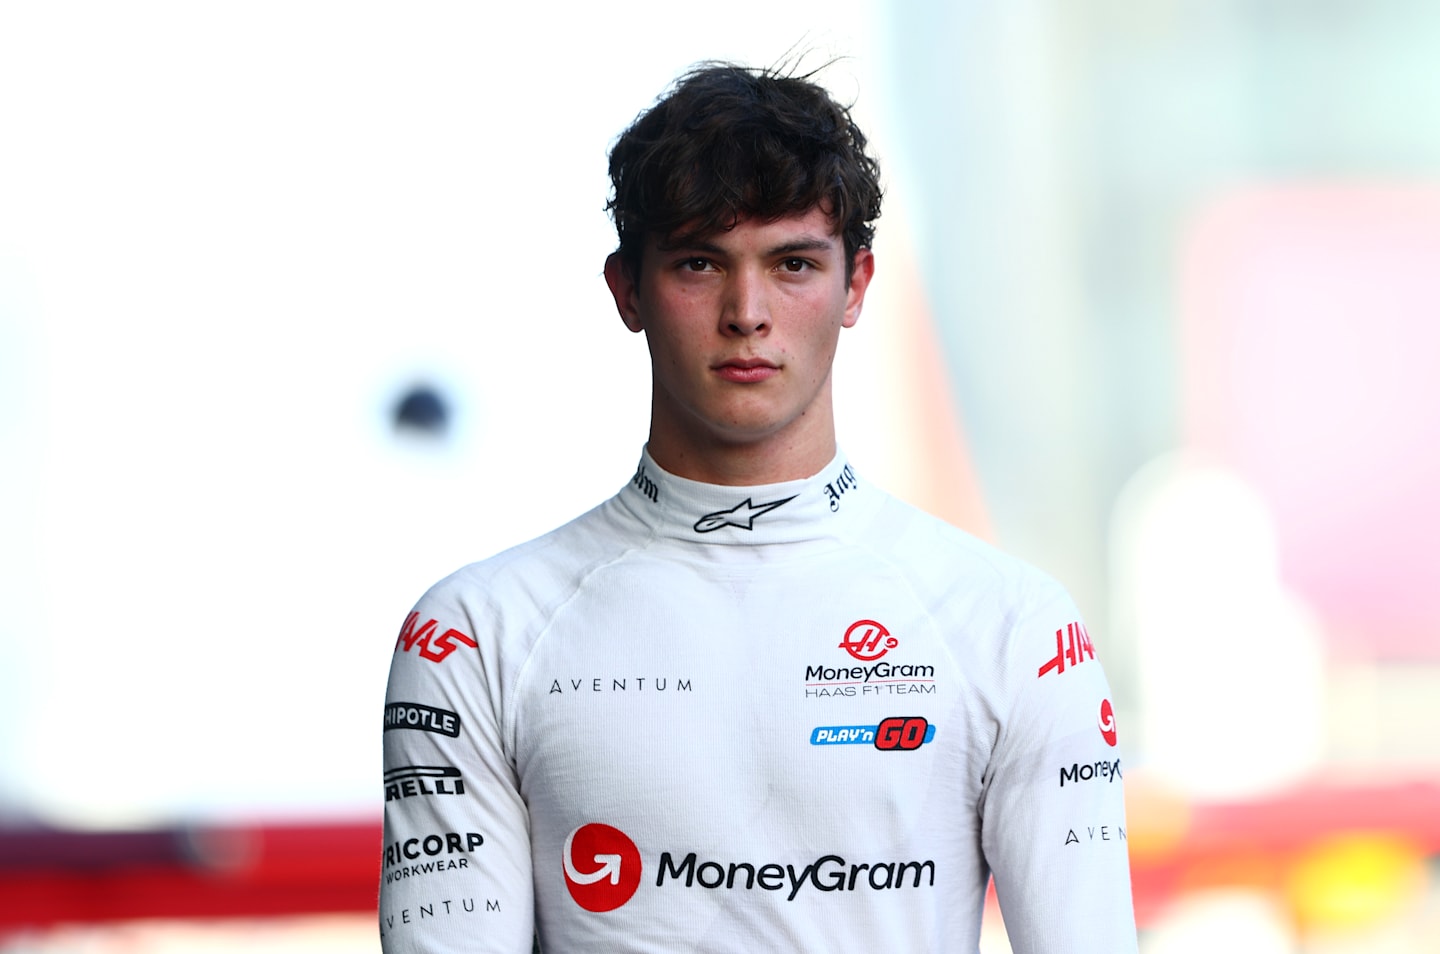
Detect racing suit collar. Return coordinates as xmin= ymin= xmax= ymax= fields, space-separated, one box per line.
xmin=619 ymin=446 xmax=872 ymax=546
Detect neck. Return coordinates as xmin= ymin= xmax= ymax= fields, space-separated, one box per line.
xmin=646 ymin=434 xmax=838 ymax=486
xmin=645 ymin=402 xmax=839 ymax=486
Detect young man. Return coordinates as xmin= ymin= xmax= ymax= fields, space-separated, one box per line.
xmin=380 ymin=64 xmax=1137 ymax=953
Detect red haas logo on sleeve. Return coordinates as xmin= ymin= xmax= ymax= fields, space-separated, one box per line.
xmin=395 ymin=612 xmax=478 ymax=663
xmin=1037 ymin=622 xmax=1094 ymax=679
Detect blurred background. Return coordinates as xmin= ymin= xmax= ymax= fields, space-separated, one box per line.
xmin=1 ymin=1 xmax=1437 ymax=951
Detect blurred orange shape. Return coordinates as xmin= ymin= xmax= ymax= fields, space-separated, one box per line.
xmin=1124 ymin=772 xmax=1194 ymax=863
xmin=1284 ymin=831 xmax=1426 ymax=932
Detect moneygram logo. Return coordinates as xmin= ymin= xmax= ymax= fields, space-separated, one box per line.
xmin=1061 ymin=757 xmax=1122 ymax=788
xmin=563 ymin=824 xmax=642 ymax=912
xmin=838 ymin=619 xmax=897 ymax=662
xmin=1099 ymin=698 xmax=1117 ymax=746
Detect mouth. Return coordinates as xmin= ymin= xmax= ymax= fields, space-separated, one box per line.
xmin=713 ymin=358 xmax=780 ymax=383
xmin=716 ymin=358 xmax=779 ymax=371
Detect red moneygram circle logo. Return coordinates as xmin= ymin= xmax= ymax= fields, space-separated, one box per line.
xmin=839 ymin=619 xmax=897 ymax=661
xmin=1099 ymin=699 xmax=1117 ymax=747
xmin=563 ymin=823 xmax=642 ymax=912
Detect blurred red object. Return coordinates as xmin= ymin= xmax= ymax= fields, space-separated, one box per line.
xmin=3 ymin=778 xmax=1438 ymax=934
xmin=0 ymin=819 xmax=379 ymax=932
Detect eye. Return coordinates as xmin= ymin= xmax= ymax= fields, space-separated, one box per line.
xmin=779 ymin=258 xmax=810 ymax=273
xmin=681 ymin=258 xmax=714 ymax=272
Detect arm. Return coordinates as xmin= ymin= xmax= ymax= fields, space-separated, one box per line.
xmin=979 ymin=587 xmax=1138 ymax=954
xmin=380 ymin=583 xmax=535 ymax=953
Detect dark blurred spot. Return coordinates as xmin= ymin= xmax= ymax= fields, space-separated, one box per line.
xmin=393 ymin=385 xmax=450 ymax=437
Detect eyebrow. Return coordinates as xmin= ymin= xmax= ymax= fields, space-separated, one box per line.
xmin=768 ymin=236 xmax=836 ymax=257
xmin=665 ymin=235 xmax=837 ymax=258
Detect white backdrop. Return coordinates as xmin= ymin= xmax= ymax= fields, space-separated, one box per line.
xmin=0 ymin=2 xmax=898 ymax=826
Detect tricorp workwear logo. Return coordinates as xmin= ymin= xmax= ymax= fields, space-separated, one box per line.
xmin=563 ymin=824 xmax=642 ymax=912
xmin=838 ymin=619 xmax=897 ymax=661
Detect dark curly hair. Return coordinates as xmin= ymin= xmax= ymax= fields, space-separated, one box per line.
xmin=606 ymin=62 xmax=883 ymax=280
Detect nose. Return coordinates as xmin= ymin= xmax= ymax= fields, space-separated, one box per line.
xmin=721 ymin=270 xmax=770 ymax=336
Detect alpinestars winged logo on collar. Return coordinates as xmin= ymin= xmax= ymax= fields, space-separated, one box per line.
xmin=693 ymin=495 xmax=797 ymax=533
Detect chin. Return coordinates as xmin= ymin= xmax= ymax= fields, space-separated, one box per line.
xmin=708 ymin=419 xmax=798 ymax=448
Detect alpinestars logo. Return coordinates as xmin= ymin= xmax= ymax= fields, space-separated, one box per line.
xmin=839 ymin=619 xmax=897 ymax=661
xmin=1099 ymin=698 xmax=1118 ymax=746
xmin=563 ymin=824 xmax=642 ymax=912
xmin=693 ymin=496 xmax=796 ymax=533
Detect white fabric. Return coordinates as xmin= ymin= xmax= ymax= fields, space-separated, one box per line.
xmin=380 ymin=449 xmax=1137 ymax=953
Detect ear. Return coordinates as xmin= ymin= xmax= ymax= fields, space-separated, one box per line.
xmin=604 ymin=252 xmax=644 ymax=333
xmin=841 ymin=248 xmax=875 ymax=329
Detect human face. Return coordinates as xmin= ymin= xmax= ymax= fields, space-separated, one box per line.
xmin=604 ymin=207 xmax=874 ymax=483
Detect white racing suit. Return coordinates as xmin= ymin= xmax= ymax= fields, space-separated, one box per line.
xmin=380 ymin=450 xmax=1137 ymax=952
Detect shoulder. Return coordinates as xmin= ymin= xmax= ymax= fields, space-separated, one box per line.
xmin=851 ymin=489 xmax=1093 ymax=699
xmin=419 ymin=497 xmax=635 ymax=613
xmin=860 ymin=491 xmax=1067 ymax=618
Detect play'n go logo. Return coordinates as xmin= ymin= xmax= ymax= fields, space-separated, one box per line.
xmin=563 ymin=823 xmax=642 ymax=912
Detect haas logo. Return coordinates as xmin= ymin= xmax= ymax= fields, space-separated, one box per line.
xmin=395 ymin=612 xmax=477 ymax=664
xmin=563 ymin=824 xmax=642 ymax=912
xmin=839 ymin=619 xmax=897 ymax=661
